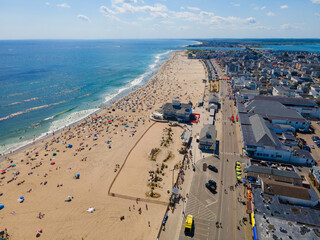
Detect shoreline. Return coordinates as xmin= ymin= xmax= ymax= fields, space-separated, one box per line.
xmin=0 ymin=49 xmax=206 ymax=239
xmin=0 ymin=50 xmax=176 ymax=162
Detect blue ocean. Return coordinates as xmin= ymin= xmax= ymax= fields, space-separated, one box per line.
xmin=0 ymin=39 xmax=195 ymax=155
xmin=262 ymin=44 xmax=320 ymax=52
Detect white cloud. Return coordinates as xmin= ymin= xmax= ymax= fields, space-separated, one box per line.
xmin=78 ymin=14 xmax=90 ymax=22
xmin=254 ymin=6 xmax=266 ymax=11
xmin=100 ymin=6 xmax=121 ymax=21
xmin=45 ymin=2 xmax=50 ymax=6
xmin=311 ymin=0 xmax=320 ymax=3
xmin=232 ymin=3 xmax=240 ymax=7
xmin=187 ymin=6 xmax=200 ymax=11
xmin=150 ymin=11 xmax=168 ymax=18
xmin=100 ymin=6 xmax=116 ymax=15
xmin=200 ymin=11 xmax=214 ymax=17
xmin=267 ymin=12 xmax=275 ymax=17
xmin=161 ymin=20 xmax=174 ymax=24
xmin=254 ymin=25 xmax=273 ymax=30
xmin=180 ymin=7 xmax=185 ymax=10
xmin=245 ymin=17 xmax=256 ymax=24
xmin=57 ymin=3 xmax=70 ymax=8
xmin=112 ymin=0 xmax=137 ymax=4
xmin=315 ymin=12 xmax=320 ymax=17
xmin=280 ymin=5 xmax=288 ymax=9
xmin=113 ymin=3 xmax=168 ymax=14
xmin=281 ymin=23 xmax=299 ymax=30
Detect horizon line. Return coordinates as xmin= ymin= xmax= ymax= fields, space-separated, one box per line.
xmin=1 ymin=37 xmax=320 ymax=41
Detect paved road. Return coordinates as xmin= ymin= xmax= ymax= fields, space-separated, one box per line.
xmin=178 ymin=61 xmax=246 ymax=240
xmin=178 ymin=156 xmax=219 ymax=240
xmin=212 ymin=60 xmax=245 ymax=240
xmin=164 ymin=60 xmax=247 ymax=240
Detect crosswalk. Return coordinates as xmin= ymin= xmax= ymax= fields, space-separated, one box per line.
xmin=220 ymin=152 xmax=242 ymax=157
xmin=179 ymin=193 xmax=217 ymax=240
xmin=184 ymin=193 xmax=217 ymax=222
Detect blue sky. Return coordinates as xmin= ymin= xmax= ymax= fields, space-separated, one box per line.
xmin=0 ymin=0 xmax=320 ymax=39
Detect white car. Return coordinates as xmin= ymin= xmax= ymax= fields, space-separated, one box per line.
xmin=311 ymin=144 xmax=315 ymax=149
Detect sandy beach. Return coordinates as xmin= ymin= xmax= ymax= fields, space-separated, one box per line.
xmin=0 ymin=51 xmax=206 ymax=239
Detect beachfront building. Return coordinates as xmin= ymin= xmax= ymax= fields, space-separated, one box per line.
xmin=199 ymin=125 xmax=217 ymax=152
xmin=162 ymin=100 xmax=192 ymax=122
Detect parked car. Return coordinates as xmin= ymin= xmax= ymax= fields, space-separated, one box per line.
xmin=311 ymin=144 xmax=315 ymax=149
xmin=205 ymin=180 xmax=217 ymax=192
xmin=208 ymin=180 xmax=217 ymax=187
xmin=303 ymin=145 xmax=311 ymax=152
xmin=312 ymin=136 xmax=320 ymax=142
xmin=208 ymin=165 xmax=218 ymax=173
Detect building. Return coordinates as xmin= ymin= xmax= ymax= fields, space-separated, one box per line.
xmin=252 ymin=95 xmax=320 ymax=119
xmin=261 ymin=177 xmax=319 ymax=207
xmin=199 ymin=125 xmax=217 ymax=152
xmin=245 ymin=163 xmax=302 ymax=186
xmin=242 ymin=99 xmax=310 ymax=131
xmin=162 ymin=101 xmax=192 ymax=122
xmin=238 ymin=112 xmax=314 ymax=166
xmin=272 ymin=86 xmax=295 ymax=97
xmin=311 ymin=166 xmax=320 ymax=188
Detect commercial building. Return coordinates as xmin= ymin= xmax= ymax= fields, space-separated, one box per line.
xmin=162 ymin=101 xmax=192 ymax=122
xmin=199 ymin=125 xmax=217 ymax=152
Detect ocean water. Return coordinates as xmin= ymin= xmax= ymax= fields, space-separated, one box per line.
xmin=0 ymin=39 xmax=195 ymax=155
xmin=262 ymin=44 xmax=320 ymax=52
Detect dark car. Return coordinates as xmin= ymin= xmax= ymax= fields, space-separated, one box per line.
xmin=312 ymin=136 xmax=320 ymax=142
xmin=303 ymin=145 xmax=311 ymax=152
xmin=205 ymin=182 xmax=217 ymax=192
xmin=208 ymin=165 xmax=218 ymax=173
xmin=298 ymin=138 xmax=306 ymax=144
xmin=208 ymin=180 xmax=217 ymax=187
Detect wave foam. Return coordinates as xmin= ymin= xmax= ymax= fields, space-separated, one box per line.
xmin=49 ymin=108 xmax=99 ymax=132
xmin=103 ymin=50 xmax=173 ymax=104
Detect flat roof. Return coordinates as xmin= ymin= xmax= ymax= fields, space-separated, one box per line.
xmin=253 ymin=187 xmax=320 ymax=227
xmin=262 ymin=177 xmax=310 ymax=200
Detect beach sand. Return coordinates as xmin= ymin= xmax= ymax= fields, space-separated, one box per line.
xmin=0 ymin=51 xmax=206 ymax=239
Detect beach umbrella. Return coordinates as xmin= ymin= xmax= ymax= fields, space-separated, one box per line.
xmin=50 ymin=162 xmax=55 ymax=165
xmin=108 ymin=120 xmax=112 ymax=123
xmin=20 ymin=196 xmax=24 ymax=199
xmin=68 ymin=144 xmax=73 ymax=148
xmin=52 ymin=153 xmax=56 ymax=156
xmin=0 ymin=204 xmax=4 ymax=210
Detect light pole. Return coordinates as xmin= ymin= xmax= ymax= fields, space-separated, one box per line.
xmin=171 ymin=168 xmax=175 ymax=189
xmin=182 ymin=198 xmax=185 ymax=216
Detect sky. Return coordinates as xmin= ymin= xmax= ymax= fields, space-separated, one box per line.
xmin=0 ymin=0 xmax=320 ymax=39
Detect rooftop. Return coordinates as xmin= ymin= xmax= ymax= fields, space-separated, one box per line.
xmin=253 ymin=95 xmax=316 ymax=107
xmin=245 ymin=100 xmax=306 ymax=122
xmin=253 ymin=187 xmax=320 ymax=227
xmin=262 ymin=177 xmax=310 ymax=200
xmin=199 ymin=124 xmax=217 ymax=143
xmin=245 ymin=165 xmax=301 ymax=180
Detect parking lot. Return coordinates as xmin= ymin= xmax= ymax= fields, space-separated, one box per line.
xmin=179 ymin=156 xmax=219 ymax=240
xmin=296 ymin=121 xmax=320 ymax=165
